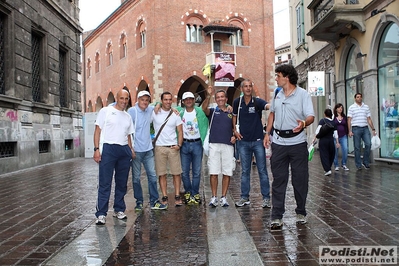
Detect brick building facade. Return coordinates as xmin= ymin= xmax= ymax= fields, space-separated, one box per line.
xmin=84 ymin=0 xmax=275 ymax=110
xmin=0 ymin=0 xmax=83 ymax=173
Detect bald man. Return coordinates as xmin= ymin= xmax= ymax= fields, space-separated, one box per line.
xmin=93 ymin=89 xmax=135 ymax=225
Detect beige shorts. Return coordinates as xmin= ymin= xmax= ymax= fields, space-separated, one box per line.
xmin=154 ymin=146 xmax=182 ymax=176
xmin=208 ymin=143 xmax=235 ymax=176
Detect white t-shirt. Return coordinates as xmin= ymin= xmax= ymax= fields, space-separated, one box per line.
xmin=152 ymin=108 xmax=182 ymax=146
xmin=95 ymin=106 xmax=134 ymax=145
xmin=182 ymin=109 xmax=200 ymax=139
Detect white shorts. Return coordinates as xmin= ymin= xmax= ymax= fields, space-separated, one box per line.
xmin=208 ymin=143 xmax=235 ymax=176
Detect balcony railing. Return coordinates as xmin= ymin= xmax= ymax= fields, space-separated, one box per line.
xmin=313 ymin=0 xmax=359 ymax=24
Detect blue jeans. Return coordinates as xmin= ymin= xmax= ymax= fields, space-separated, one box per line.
xmin=180 ymin=140 xmax=203 ymax=196
xmin=237 ymin=140 xmax=270 ymax=200
xmin=334 ymin=135 xmax=348 ymax=167
xmin=96 ymin=144 xmax=132 ymax=217
xmin=352 ymin=126 xmax=371 ymax=168
xmin=131 ymin=150 xmax=159 ymax=205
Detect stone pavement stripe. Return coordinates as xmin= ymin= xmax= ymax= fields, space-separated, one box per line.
xmin=44 ymin=190 xmax=137 ymax=266
xmin=203 ymin=165 xmax=263 ymax=265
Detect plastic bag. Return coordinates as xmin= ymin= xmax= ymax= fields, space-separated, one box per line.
xmin=308 ymin=143 xmax=315 ymax=161
xmin=371 ymin=135 xmax=381 ymax=150
xmin=203 ymin=129 xmax=210 ymax=156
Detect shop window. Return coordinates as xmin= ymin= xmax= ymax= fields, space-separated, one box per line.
xmin=377 ymin=22 xmax=399 ymax=159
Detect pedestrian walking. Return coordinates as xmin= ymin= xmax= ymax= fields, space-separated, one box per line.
xmin=232 ymin=79 xmax=271 ymax=208
xmin=152 ymin=92 xmax=184 ymax=206
xmin=127 ymin=91 xmax=167 ymax=211
xmin=202 ymin=87 xmax=236 ymax=207
xmin=314 ymin=109 xmax=338 ymax=176
xmin=93 ymin=89 xmax=135 ymax=225
xmin=333 ymin=103 xmax=349 ymax=171
xmin=347 ymin=93 xmax=377 ymax=170
xmin=176 ymin=91 xmax=208 ymax=204
xmin=264 ymin=64 xmax=315 ymax=230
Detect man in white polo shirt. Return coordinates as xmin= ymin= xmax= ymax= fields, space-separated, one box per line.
xmin=347 ymin=93 xmax=377 ymax=170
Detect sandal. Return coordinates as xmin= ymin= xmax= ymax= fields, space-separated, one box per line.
xmin=161 ymin=196 xmax=168 ymax=205
xmin=175 ymin=195 xmax=183 ymax=207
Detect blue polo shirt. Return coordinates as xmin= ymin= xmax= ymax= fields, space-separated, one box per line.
xmin=208 ymin=107 xmax=234 ymax=146
xmin=233 ymin=96 xmax=267 ymax=141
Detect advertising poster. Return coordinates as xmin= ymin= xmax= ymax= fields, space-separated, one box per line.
xmin=214 ymin=53 xmax=236 ymax=87
xmin=308 ymin=71 xmax=325 ymax=96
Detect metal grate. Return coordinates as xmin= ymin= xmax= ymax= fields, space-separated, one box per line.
xmin=39 ymin=140 xmax=50 ymax=153
xmin=0 ymin=142 xmax=16 ymax=158
xmin=0 ymin=14 xmax=5 ymax=95
xmin=59 ymin=50 xmax=67 ymax=107
xmin=31 ymin=32 xmax=41 ymax=102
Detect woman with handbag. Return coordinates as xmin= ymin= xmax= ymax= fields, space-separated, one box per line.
xmin=333 ymin=103 xmax=349 ymax=171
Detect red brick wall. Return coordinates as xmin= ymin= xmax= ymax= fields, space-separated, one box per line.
xmin=84 ymin=0 xmax=275 ymax=111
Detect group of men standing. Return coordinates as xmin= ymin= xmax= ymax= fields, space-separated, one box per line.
xmin=93 ymin=65 xmax=319 ymax=231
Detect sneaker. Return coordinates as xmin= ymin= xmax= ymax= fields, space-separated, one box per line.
xmin=270 ymin=219 xmax=282 ymax=230
xmin=362 ymin=163 xmax=370 ymax=169
xmin=235 ymin=198 xmax=250 ymax=207
xmin=135 ymin=203 xmax=143 ymax=211
xmin=357 ymin=166 xmax=362 ymax=170
xmin=151 ymin=201 xmax=168 ymax=210
xmin=183 ymin=192 xmax=191 ymax=204
xmin=113 ymin=211 xmax=127 ymax=220
xmin=220 ymin=196 xmax=229 ymax=207
xmin=262 ymin=198 xmax=271 ymax=208
xmin=193 ymin=194 xmax=201 ymax=204
xmin=342 ymin=165 xmax=349 ymax=171
xmin=324 ymin=170 xmax=332 ymax=176
xmin=96 ymin=215 xmax=106 ymax=225
xmin=296 ymin=214 xmax=307 ymax=225
xmin=209 ymin=196 xmax=218 ymax=207
xmin=335 ymin=167 xmax=340 ymax=171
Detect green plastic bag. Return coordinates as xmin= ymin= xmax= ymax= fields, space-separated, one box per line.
xmin=308 ymin=143 xmax=315 ymax=161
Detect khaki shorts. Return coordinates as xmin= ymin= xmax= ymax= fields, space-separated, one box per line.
xmin=208 ymin=143 xmax=235 ymax=176
xmin=154 ymin=146 xmax=182 ymax=176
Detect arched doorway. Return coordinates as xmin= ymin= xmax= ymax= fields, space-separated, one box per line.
xmin=177 ymin=76 xmax=207 ymax=107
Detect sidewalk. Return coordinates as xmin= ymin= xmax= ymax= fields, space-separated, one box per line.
xmin=0 ymin=153 xmax=398 ymax=265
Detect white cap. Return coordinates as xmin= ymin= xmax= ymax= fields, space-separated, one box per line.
xmin=137 ymin=90 xmax=151 ymax=98
xmin=182 ymin=92 xmax=195 ymax=100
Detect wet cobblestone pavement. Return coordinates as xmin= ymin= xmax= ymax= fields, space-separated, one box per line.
xmin=104 ymin=200 xmax=208 ymax=265
xmin=229 ymin=157 xmax=399 ymax=265
xmin=0 ymin=152 xmax=398 ymax=265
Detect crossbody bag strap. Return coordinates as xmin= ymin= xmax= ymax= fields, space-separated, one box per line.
xmin=153 ymin=110 xmax=174 ymax=145
xmin=237 ymin=96 xmax=242 ymax=126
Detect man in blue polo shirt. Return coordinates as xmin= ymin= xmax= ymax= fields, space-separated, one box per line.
xmin=127 ymin=91 xmax=167 ymax=211
xmin=233 ymin=79 xmax=271 ymax=208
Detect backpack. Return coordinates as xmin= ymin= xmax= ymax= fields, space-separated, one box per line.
xmin=316 ymin=119 xmax=335 ymax=139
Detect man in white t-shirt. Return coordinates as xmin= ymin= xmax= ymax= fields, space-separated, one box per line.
xmin=93 ymin=89 xmax=134 ymax=225
xmin=152 ymin=92 xmax=183 ymax=206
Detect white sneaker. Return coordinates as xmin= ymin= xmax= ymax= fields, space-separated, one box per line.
xmin=296 ymin=214 xmax=307 ymax=225
xmin=113 ymin=211 xmax=127 ymax=220
xmin=220 ymin=196 xmax=229 ymax=207
xmin=335 ymin=167 xmax=340 ymax=171
xmin=96 ymin=215 xmax=106 ymax=225
xmin=342 ymin=165 xmax=349 ymax=171
xmin=209 ymin=196 xmax=218 ymax=207
xmin=324 ymin=170 xmax=332 ymax=176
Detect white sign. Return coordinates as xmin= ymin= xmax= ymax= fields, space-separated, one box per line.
xmin=308 ymin=71 xmax=325 ymax=96
xmin=84 ymin=112 xmax=98 ymax=158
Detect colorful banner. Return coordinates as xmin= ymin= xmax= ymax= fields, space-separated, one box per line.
xmin=214 ymin=53 xmax=235 ymax=87
xmin=308 ymin=71 xmax=325 ymax=96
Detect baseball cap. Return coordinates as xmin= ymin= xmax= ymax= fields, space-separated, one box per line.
xmin=137 ymin=91 xmax=151 ymax=98
xmin=182 ymin=92 xmax=195 ymax=100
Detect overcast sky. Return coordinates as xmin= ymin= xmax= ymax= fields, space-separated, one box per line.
xmin=79 ymin=0 xmax=290 ymax=47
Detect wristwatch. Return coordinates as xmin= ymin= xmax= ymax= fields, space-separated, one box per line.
xmin=94 ymin=147 xmax=99 ymax=151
